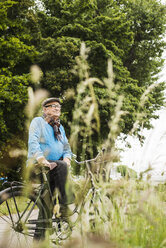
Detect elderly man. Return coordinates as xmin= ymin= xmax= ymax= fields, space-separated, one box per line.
xmin=27 ymin=97 xmax=72 ymax=209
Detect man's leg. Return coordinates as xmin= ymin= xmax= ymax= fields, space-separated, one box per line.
xmin=48 ymin=162 xmax=71 ymax=231
xmin=49 ymin=161 xmax=68 ymax=205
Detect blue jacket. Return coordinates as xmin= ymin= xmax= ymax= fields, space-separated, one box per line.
xmin=27 ymin=117 xmax=72 ymax=163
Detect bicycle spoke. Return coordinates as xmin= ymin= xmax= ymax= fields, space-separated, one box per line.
xmin=0 ymin=191 xmax=45 ymax=248
xmin=0 ymin=213 xmax=12 ymax=225
xmin=0 ymin=187 xmax=79 ymax=246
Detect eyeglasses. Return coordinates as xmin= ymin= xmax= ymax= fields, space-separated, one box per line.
xmin=45 ymin=104 xmax=61 ymax=109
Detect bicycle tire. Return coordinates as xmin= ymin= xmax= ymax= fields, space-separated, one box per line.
xmin=0 ymin=185 xmax=48 ymax=248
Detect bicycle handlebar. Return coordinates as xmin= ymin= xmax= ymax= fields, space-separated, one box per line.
xmin=74 ymin=148 xmax=105 ymax=165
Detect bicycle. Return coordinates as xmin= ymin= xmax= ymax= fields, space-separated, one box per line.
xmin=0 ymin=150 xmax=104 ymax=248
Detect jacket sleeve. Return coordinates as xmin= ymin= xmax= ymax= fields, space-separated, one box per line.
xmin=28 ymin=118 xmax=44 ymax=160
xmin=61 ymin=126 xmax=72 ymax=159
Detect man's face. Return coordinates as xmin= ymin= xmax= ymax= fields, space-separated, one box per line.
xmin=43 ymin=101 xmax=61 ymax=118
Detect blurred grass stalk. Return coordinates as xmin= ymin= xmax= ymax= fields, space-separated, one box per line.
xmin=69 ymin=43 xmax=124 ymax=176
xmin=24 ymin=65 xmax=48 ymax=183
xmin=70 ymin=43 xmax=102 ymax=159
xmin=25 ymin=65 xmax=48 ymax=127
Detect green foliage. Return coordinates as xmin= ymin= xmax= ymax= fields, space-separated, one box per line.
xmin=122 ymin=0 xmax=166 ymax=84
xmin=117 ymin=165 xmax=137 ymax=179
xmin=36 ymin=0 xmax=166 ymax=143
xmin=121 ymin=0 xmax=166 ymax=132
xmin=0 ymin=0 xmax=38 ymax=177
xmin=0 ymin=74 xmax=29 ymax=144
xmin=0 ymin=135 xmax=27 ymax=182
xmin=0 ymin=0 xmax=38 ymax=142
xmin=0 ymin=0 xmax=37 ymax=73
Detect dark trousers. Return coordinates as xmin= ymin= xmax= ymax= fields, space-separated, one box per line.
xmin=48 ymin=160 xmax=68 ymax=205
xmin=30 ymin=160 xmax=68 ymax=204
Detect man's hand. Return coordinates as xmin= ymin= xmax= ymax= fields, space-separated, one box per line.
xmin=37 ymin=156 xmax=50 ymax=168
xmin=37 ymin=156 xmax=57 ymax=170
xmin=49 ymin=162 xmax=57 ymax=170
xmin=63 ymin=157 xmax=71 ymax=167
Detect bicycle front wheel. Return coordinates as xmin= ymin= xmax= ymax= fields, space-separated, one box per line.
xmin=0 ymin=186 xmax=47 ymax=248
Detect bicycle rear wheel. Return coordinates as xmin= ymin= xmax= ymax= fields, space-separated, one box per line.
xmin=0 ymin=186 xmax=47 ymax=248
